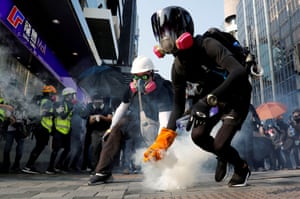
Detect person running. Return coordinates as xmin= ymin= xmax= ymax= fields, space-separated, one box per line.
xmin=22 ymin=85 xmax=57 ymax=174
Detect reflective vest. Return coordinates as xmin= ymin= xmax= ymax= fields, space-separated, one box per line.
xmin=40 ymin=98 xmax=54 ymax=133
xmin=0 ymin=108 xmax=5 ymax=122
xmin=54 ymin=102 xmax=72 ymax=135
xmin=0 ymin=98 xmax=6 ymax=122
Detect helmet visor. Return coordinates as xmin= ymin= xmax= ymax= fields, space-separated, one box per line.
xmin=151 ymin=7 xmax=192 ymax=42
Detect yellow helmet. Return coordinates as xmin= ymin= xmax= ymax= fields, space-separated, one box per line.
xmin=42 ymin=85 xmax=57 ymax=93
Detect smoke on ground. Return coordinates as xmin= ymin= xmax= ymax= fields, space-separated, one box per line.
xmin=135 ymin=133 xmax=215 ymax=191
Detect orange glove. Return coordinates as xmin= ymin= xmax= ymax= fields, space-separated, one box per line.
xmin=144 ymin=127 xmax=177 ymax=162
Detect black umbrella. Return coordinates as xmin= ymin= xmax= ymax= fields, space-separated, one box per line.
xmin=77 ymin=65 xmax=127 ymax=99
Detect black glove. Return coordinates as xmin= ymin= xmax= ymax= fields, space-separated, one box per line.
xmin=186 ymin=99 xmax=210 ymax=131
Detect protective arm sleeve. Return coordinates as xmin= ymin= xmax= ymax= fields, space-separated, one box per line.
xmin=109 ymin=102 xmax=129 ymax=129
xmin=143 ymin=127 xmax=177 ymax=162
xmin=158 ymin=111 xmax=171 ymax=135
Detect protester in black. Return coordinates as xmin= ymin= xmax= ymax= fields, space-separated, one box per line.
xmin=145 ymin=6 xmax=252 ymax=187
xmin=81 ymin=95 xmax=112 ymax=171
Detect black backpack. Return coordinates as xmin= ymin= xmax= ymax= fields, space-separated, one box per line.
xmin=202 ymin=28 xmax=256 ymax=74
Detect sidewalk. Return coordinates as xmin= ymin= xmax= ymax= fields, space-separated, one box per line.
xmin=0 ymin=169 xmax=300 ymax=198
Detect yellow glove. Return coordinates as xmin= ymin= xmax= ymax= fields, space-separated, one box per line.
xmin=143 ymin=127 xmax=177 ymax=162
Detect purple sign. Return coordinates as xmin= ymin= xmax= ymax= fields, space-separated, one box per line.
xmin=0 ymin=0 xmax=87 ymax=101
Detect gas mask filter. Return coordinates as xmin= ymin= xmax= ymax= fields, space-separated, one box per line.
xmin=130 ymin=78 xmax=156 ymax=94
xmin=153 ymin=32 xmax=194 ymax=58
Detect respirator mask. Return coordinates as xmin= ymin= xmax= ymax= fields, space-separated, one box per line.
xmin=130 ymin=74 xmax=156 ymax=94
xmin=93 ymin=100 xmax=104 ymax=110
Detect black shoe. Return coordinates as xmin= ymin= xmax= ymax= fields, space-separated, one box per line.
xmin=228 ymin=164 xmax=251 ymax=187
xmin=22 ymin=167 xmax=40 ymax=174
xmin=88 ymin=173 xmax=112 ymax=185
xmin=215 ymin=157 xmax=228 ymax=182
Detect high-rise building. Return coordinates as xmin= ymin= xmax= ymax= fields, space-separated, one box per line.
xmin=226 ymin=0 xmax=300 ymax=112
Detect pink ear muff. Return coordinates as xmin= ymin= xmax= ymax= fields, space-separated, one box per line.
xmin=176 ymin=32 xmax=193 ymax=50
xmin=153 ymin=45 xmax=165 ymax=58
xmin=144 ymin=80 xmax=157 ymax=93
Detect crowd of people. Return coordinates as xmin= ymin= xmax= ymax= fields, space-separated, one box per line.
xmin=237 ymin=107 xmax=300 ymax=172
xmin=0 ymin=55 xmax=174 ymax=178
xmin=1 ymin=5 xmax=300 ymax=189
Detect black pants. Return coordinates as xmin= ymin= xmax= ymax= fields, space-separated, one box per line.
xmin=94 ymin=116 xmax=143 ymax=174
xmin=191 ymin=105 xmax=250 ymax=171
xmin=26 ymin=124 xmax=50 ymax=168
xmin=82 ymin=129 xmax=93 ymax=170
xmin=2 ymin=130 xmax=25 ymax=171
xmin=47 ymin=129 xmax=70 ymax=170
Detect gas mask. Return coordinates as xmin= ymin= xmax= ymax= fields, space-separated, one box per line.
xmin=130 ymin=78 xmax=156 ymax=94
xmin=153 ymin=32 xmax=194 ymax=58
xmin=93 ymin=100 xmax=104 ymax=110
xmin=51 ymin=95 xmax=57 ymax=102
xmin=293 ymin=114 xmax=300 ymax=123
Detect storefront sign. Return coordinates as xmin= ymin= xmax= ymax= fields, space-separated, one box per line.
xmin=0 ymin=0 xmax=86 ymax=100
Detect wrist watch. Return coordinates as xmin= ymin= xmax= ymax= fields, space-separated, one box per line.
xmin=206 ymin=94 xmax=218 ymax=106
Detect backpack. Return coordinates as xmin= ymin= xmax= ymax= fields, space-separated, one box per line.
xmin=202 ymin=28 xmax=256 ymax=75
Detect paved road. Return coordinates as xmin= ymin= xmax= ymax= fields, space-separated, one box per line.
xmin=0 ymin=170 xmax=300 ymax=199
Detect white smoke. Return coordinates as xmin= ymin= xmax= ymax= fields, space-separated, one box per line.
xmin=135 ymin=133 xmax=214 ymax=191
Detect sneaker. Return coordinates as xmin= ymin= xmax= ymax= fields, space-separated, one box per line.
xmin=45 ymin=168 xmax=56 ymax=175
xmin=88 ymin=173 xmax=112 ymax=185
xmin=215 ymin=157 xmax=228 ymax=182
xmin=228 ymin=164 xmax=251 ymax=187
xmin=22 ymin=167 xmax=40 ymax=174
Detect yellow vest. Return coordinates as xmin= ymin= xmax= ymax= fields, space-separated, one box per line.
xmin=54 ymin=102 xmax=72 ymax=135
xmin=0 ymin=108 xmax=5 ymax=122
xmin=0 ymin=98 xmax=6 ymax=122
xmin=40 ymin=98 xmax=54 ymax=133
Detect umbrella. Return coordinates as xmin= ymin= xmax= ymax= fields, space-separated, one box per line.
xmin=77 ymin=65 xmax=127 ymax=99
xmin=256 ymin=102 xmax=287 ymax=120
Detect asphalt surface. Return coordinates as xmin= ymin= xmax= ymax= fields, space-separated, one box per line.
xmin=1 ymin=169 xmax=300 ymax=199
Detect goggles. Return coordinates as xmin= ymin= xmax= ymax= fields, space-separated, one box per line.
xmin=132 ymin=74 xmax=151 ymax=81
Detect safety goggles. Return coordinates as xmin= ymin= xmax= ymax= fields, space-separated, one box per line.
xmin=132 ymin=74 xmax=151 ymax=81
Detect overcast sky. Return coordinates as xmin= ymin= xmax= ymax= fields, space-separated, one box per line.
xmin=136 ymin=0 xmax=224 ymax=80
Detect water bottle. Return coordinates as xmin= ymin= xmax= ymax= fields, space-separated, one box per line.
xmin=176 ymin=115 xmax=190 ymax=134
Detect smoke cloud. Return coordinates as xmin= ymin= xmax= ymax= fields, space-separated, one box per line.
xmin=136 ymin=132 xmax=215 ymax=191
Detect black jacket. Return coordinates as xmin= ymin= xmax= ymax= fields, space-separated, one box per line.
xmin=167 ymin=35 xmax=252 ymax=130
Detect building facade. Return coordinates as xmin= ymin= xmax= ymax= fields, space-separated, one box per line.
xmin=0 ymin=0 xmax=138 ymax=103
xmin=235 ymin=0 xmax=300 ymax=113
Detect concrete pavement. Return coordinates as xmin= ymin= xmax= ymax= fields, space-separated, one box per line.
xmin=0 ymin=169 xmax=300 ymax=198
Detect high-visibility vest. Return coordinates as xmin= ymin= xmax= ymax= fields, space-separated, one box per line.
xmin=0 ymin=98 xmax=6 ymax=122
xmin=0 ymin=108 xmax=5 ymax=122
xmin=40 ymin=98 xmax=54 ymax=133
xmin=54 ymin=102 xmax=72 ymax=135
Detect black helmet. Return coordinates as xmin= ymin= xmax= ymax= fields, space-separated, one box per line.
xmin=151 ymin=6 xmax=194 ymax=53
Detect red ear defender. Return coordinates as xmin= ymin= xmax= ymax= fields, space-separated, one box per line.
xmin=153 ymin=45 xmax=165 ymax=58
xmin=144 ymin=80 xmax=157 ymax=93
xmin=176 ymin=32 xmax=193 ymax=50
